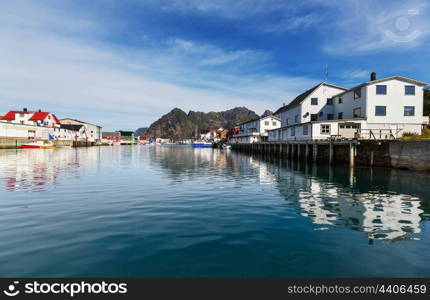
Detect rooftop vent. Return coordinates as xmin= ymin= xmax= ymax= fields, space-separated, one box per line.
xmin=370 ymin=72 xmax=376 ymax=81
xmin=23 ymin=108 xmax=27 ymax=112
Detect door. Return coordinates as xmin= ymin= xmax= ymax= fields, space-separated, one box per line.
xmin=338 ymin=123 xmax=360 ymax=139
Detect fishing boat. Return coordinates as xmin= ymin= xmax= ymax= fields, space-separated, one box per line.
xmin=192 ymin=141 xmax=213 ymax=148
xmin=21 ymin=140 xmax=56 ymax=149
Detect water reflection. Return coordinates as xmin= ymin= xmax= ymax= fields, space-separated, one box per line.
xmin=262 ymin=156 xmax=428 ymax=242
xmin=149 ymin=148 xmax=430 ymax=243
xmin=0 ymin=146 xmax=428 ymax=244
xmin=0 ymin=148 xmax=102 ymax=192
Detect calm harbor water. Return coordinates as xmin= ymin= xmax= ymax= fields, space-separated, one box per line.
xmin=0 ymin=146 xmax=429 ymax=277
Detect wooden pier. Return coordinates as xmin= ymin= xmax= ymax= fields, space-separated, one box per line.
xmin=231 ymin=140 xmax=361 ymax=168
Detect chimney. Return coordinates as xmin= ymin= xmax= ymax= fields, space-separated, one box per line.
xmin=38 ymin=109 xmax=41 ymax=112
xmin=23 ymin=108 xmax=27 ymax=112
xmin=370 ymin=72 xmax=376 ymax=81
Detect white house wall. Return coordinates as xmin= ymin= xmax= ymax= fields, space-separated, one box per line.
xmin=366 ymin=79 xmax=424 ymax=125
xmin=333 ymin=86 xmax=366 ymax=120
xmin=300 ymin=85 xmax=346 ymax=123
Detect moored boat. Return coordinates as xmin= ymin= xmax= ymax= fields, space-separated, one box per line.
xmin=192 ymin=141 xmax=213 ymax=148
xmin=21 ymin=141 xmax=56 ymax=149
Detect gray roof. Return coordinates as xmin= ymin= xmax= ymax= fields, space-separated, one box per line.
xmin=273 ymin=82 xmax=347 ymax=115
xmin=60 ymin=118 xmax=102 ymax=128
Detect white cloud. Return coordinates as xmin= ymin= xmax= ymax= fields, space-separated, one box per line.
xmin=0 ymin=1 xmax=318 ymax=130
xmin=323 ymin=0 xmax=430 ymax=55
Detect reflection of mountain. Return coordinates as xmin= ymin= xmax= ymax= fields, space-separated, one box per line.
xmin=0 ymin=148 xmax=102 ymax=192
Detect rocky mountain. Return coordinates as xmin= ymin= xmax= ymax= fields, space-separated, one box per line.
xmin=135 ymin=127 xmax=149 ymax=137
xmin=145 ymin=107 xmax=259 ymax=140
xmin=261 ymin=110 xmax=273 ymax=117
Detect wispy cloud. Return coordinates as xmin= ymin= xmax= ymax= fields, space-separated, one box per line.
xmin=323 ymin=0 xmax=430 ymax=55
xmin=0 ymin=1 xmax=318 ymax=130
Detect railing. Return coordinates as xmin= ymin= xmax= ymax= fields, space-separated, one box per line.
xmin=355 ymin=129 xmax=397 ymax=140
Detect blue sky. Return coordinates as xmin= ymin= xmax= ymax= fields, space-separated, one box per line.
xmin=1 ymin=0 xmax=429 ymax=130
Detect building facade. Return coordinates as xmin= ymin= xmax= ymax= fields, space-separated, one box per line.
xmin=0 ymin=109 xmax=66 ymax=140
xmin=232 ymin=115 xmax=281 ymax=143
xmin=268 ymin=74 xmax=429 ymax=142
xmin=60 ymin=118 xmax=102 ymax=142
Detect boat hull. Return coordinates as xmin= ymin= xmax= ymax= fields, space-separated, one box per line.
xmin=192 ymin=143 xmax=213 ymax=148
xmin=21 ymin=144 xmax=56 ymax=149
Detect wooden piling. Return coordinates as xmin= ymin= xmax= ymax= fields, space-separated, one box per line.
xmin=329 ymin=142 xmax=333 ymax=165
xmin=313 ymin=143 xmax=318 ymax=162
xmin=349 ymin=142 xmax=355 ymax=168
xmin=305 ymin=143 xmax=309 ymax=161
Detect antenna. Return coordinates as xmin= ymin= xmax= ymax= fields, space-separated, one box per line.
xmin=323 ymin=64 xmax=329 ymax=94
xmin=325 ymin=64 xmax=329 ymax=82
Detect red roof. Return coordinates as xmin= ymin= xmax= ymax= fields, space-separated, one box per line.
xmin=52 ymin=114 xmax=60 ymax=124
xmin=30 ymin=112 xmax=61 ymax=124
xmin=29 ymin=112 xmax=50 ymax=121
xmin=2 ymin=110 xmax=33 ymax=120
xmin=2 ymin=110 xmax=60 ymax=124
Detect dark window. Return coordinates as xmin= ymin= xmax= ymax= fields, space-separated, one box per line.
xmin=291 ymin=127 xmax=295 ymax=136
xmin=327 ymin=98 xmax=333 ymax=105
xmin=338 ymin=97 xmax=343 ymax=104
xmin=319 ymin=111 xmax=323 ymax=117
xmin=327 ymin=114 xmax=334 ymax=120
xmin=338 ymin=112 xmax=343 ymax=119
xmin=286 ymin=118 xmax=289 ymax=125
xmin=321 ymin=124 xmax=330 ymax=135
xmin=303 ymin=125 xmax=308 ymax=135
xmin=353 ymin=108 xmax=361 ymax=118
xmin=264 ymin=121 xmax=269 ymax=125
xmin=354 ymin=88 xmax=361 ymax=99
xmin=310 ymin=114 xmax=318 ymax=121
xmin=272 ymin=121 xmax=277 ymax=126
xmin=311 ymin=98 xmax=318 ymax=105
xmin=295 ymin=115 xmax=298 ymax=123
xmin=375 ymin=106 xmax=386 ymax=116
xmin=376 ymin=85 xmax=387 ymax=95
xmin=404 ymin=106 xmax=415 ymax=116
xmin=405 ymin=85 xmax=415 ymax=95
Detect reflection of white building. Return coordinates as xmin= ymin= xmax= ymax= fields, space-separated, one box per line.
xmin=0 ymin=147 xmax=101 ymax=192
xmin=248 ymin=157 xmax=277 ymax=185
xmin=260 ymin=160 xmax=425 ymax=241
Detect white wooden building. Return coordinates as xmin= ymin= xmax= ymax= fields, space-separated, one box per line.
xmin=232 ymin=115 xmax=281 ymax=143
xmin=60 ymin=118 xmax=102 ymax=142
xmin=268 ymin=74 xmax=429 ymax=141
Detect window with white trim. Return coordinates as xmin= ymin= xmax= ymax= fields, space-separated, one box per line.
xmin=321 ymin=124 xmax=330 ymax=135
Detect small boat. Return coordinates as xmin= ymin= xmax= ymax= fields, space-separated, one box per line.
xmin=192 ymin=141 xmax=213 ymax=148
xmin=21 ymin=141 xmax=56 ymax=149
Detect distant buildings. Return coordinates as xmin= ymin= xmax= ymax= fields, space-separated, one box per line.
xmin=60 ymin=118 xmax=102 ymax=142
xmin=1 ymin=109 xmax=61 ymax=127
xmin=231 ymin=115 xmax=281 ymax=143
xmin=0 ymin=108 xmax=103 ymax=142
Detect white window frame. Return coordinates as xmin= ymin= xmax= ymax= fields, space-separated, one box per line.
xmin=320 ymin=124 xmax=330 ymax=135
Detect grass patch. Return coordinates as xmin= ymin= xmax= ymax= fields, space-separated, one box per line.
xmin=400 ymin=128 xmax=430 ymax=140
